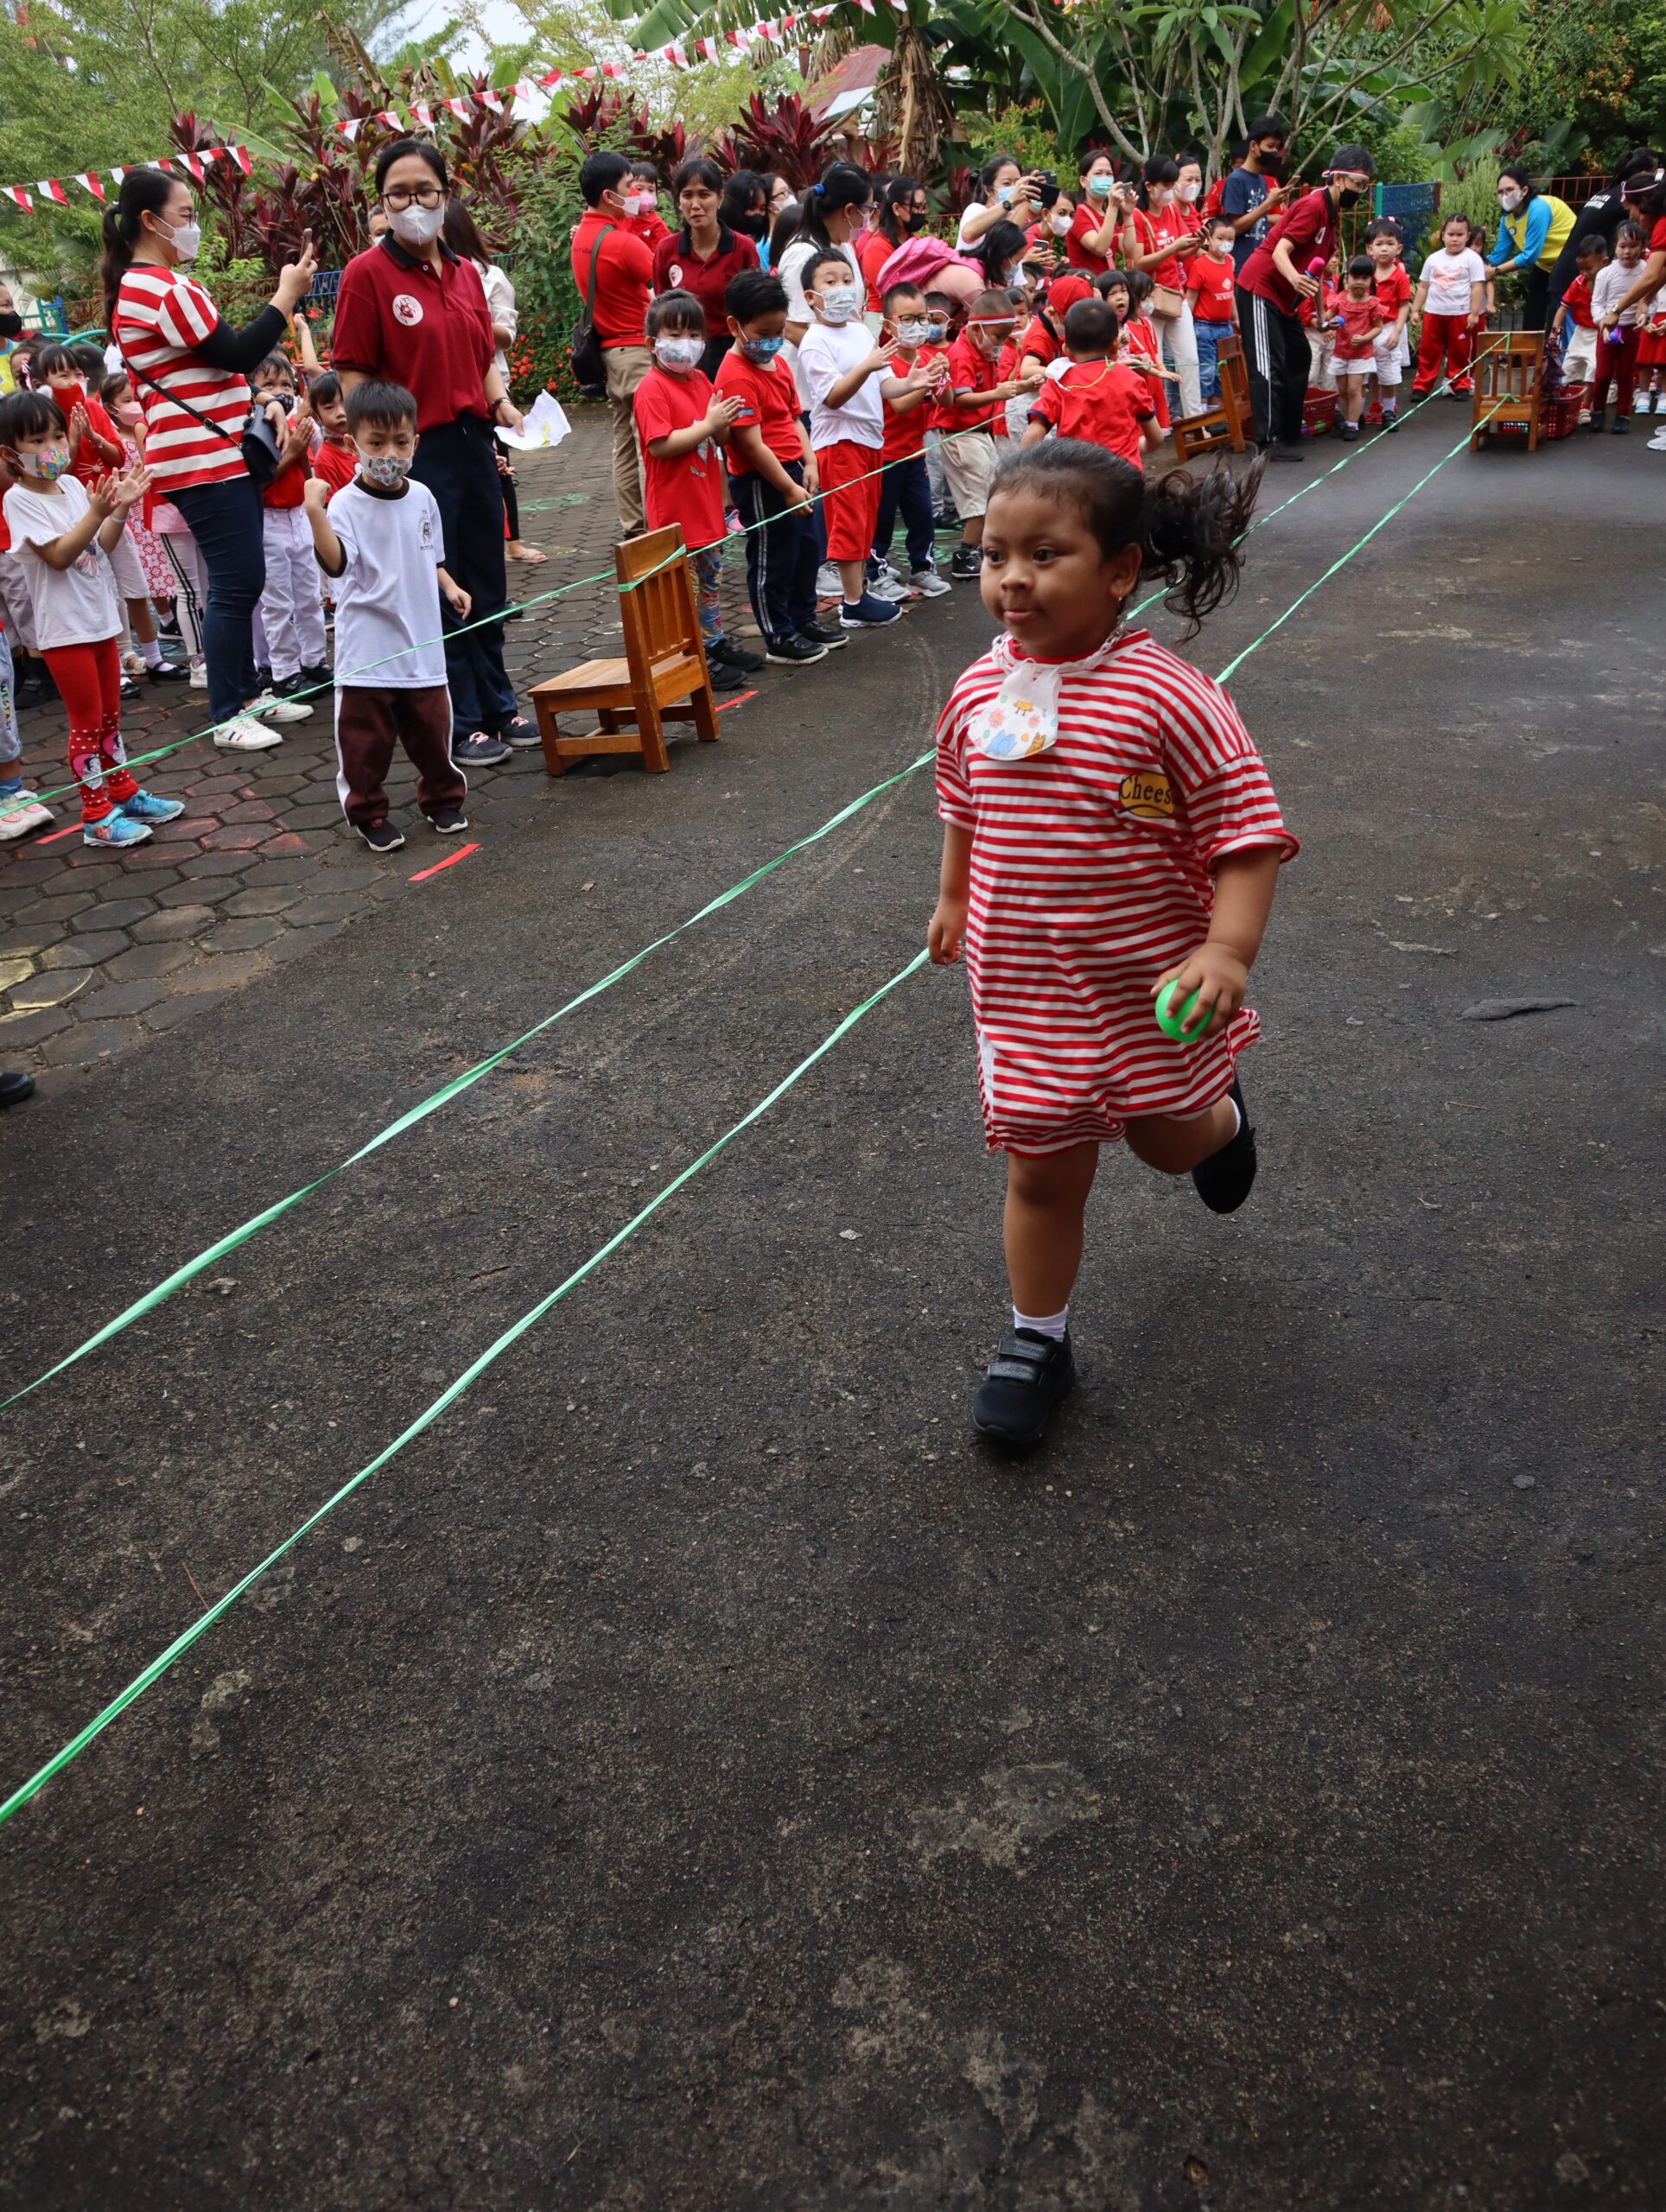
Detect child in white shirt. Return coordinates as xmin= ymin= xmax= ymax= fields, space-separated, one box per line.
xmin=302 ymin=379 xmax=472 ymax=855
xmin=1590 ymin=222 xmax=1648 ymax=431
xmin=1411 ymin=216 xmax=1487 ymax=397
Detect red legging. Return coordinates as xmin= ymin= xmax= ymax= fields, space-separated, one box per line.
xmin=1592 ymin=324 xmax=1641 ymax=417
xmin=42 ymin=636 xmax=136 ymax=822
xmin=1415 ymin=313 xmax=1473 ymax=393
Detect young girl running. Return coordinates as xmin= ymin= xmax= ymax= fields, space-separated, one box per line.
xmin=0 ymin=387 xmax=184 ymax=848
xmin=928 ymin=440 xmax=1295 ymax=1446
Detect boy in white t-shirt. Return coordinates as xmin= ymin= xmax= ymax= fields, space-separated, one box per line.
xmin=1411 ymin=215 xmax=1487 ymax=397
xmin=796 ymin=249 xmax=936 ymax=631
xmin=302 ymin=380 xmax=472 ymax=855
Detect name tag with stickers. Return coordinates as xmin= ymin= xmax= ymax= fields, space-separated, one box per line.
xmin=1118 ymin=770 xmax=1174 ymax=820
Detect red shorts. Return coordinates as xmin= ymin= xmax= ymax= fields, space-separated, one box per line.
xmin=815 ymin=438 xmax=881 ymax=563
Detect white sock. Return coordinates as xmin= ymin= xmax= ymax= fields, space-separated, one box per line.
xmin=1225 ymin=1094 xmax=1242 ymax=1138
xmin=140 ymin=636 xmax=162 ymax=668
xmin=1014 ymin=1305 xmax=1068 ymax=1341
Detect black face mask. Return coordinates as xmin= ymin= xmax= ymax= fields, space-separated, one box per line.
xmin=0 ymin=313 xmax=22 ymax=340
xmin=736 ymin=212 xmax=766 ymax=238
xmin=1337 ymin=187 xmax=1364 ymax=209
xmin=1259 ymin=149 xmax=1285 ymax=180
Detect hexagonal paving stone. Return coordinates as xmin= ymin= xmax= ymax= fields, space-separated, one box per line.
xmin=107 ymin=941 xmax=195 ymax=981
xmin=71 ymin=977 xmax=171 ymax=1017
xmin=170 ymin=950 xmax=272 ymax=994
xmin=220 ymin=887 xmax=302 ymax=918
xmin=203 ymin=917 xmax=281 ymax=952
xmin=71 ymin=898 xmax=155 ymax=932
xmin=283 ymin=804 xmax=347 ymax=832
xmin=283 ymin=893 xmax=363 ymax=927
xmin=24 ymin=893 xmax=97 ymax=924
xmin=0 ymin=1004 xmax=70 ymax=1048
xmin=257 ymin=833 xmax=313 ymax=857
xmin=156 ymin=879 xmax=238 ymax=907
xmin=177 ymin=852 xmax=252 ymax=879
xmin=200 ymin=827 xmax=268 ymax=853
xmin=219 ymin=800 xmax=280 ymax=824
xmin=143 ymin=988 xmax=237 ymax=1032
xmin=131 ymin=905 xmax=216 ymax=941
xmin=0 ymin=956 xmax=35 ymax=990
xmin=0 ymin=924 xmax=67 ymax=957
xmin=38 ymin=931 xmax=132 ymax=969
xmin=40 ymin=1017 xmax=147 ymax=1065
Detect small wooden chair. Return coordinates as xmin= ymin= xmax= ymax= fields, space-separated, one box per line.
xmin=528 ymin=524 xmax=720 ymax=776
xmin=1470 ymin=332 xmax=1544 ymax=451
xmin=1170 ymin=334 xmax=1253 ymax=462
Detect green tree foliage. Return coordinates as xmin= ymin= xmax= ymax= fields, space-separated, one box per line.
xmin=1508 ymin=0 xmax=1666 ymax=169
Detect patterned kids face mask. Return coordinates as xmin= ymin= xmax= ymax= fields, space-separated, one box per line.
xmin=354 ymin=446 xmax=411 ymax=487
xmin=965 ymin=631 xmax=1129 ymax=760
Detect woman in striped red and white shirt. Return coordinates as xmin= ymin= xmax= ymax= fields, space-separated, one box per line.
xmin=927 ymin=438 xmax=1294 ymax=1447
xmin=101 ymin=166 xmax=316 ymax=753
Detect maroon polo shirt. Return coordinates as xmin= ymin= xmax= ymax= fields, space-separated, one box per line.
xmin=1238 ymin=188 xmax=1339 ymax=315
xmin=650 ymin=226 xmax=759 ymax=336
xmin=330 ymin=236 xmax=496 ymax=431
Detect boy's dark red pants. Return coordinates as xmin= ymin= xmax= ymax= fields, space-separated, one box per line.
xmin=333 ymin=684 xmax=465 ymax=829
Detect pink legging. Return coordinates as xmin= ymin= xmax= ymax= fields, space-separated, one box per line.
xmin=42 ymin=635 xmax=136 ymax=822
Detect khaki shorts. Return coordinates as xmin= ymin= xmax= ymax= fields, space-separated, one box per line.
xmin=938 ymin=429 xmax=999 ymax=520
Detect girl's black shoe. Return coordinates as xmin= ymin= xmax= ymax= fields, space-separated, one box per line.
xmin=1191 ymin=1076 xmax=1257 ymax=1214
xmin=973 ymin=1329 xmax=1075 ymax=1447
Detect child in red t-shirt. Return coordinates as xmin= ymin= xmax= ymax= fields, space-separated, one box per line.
xmin=632 ymin=291 xmax=751 ymax=690
xmin=1185 ymin=217 xmax=1239 ymax=404
xmin=1326 ymin=257 xmax=1388 ymax=441
xmin=1021 ymin=296 xmax=1160 ymax=467
xmin=250 ymin=351 xmax=327 ymax=698
xmin=1364 ymin=221 xmax=1413 ymax=429
xmin=1551 ymin=234 xmax=1607 ymax=396
xmin=872 ymin=282 xmax=951 ymax=595
xmin=1097 ymin=270 xmax=1172 ymax=430
xmin=942 ymin=289 xmax=1045 ymax=579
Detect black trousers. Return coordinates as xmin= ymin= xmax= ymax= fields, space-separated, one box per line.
xmin=407 ymin=413 xmax=515 ymax=738
xmin=733 ymin=461 xmax=819 ymax=644
xmin=873 ymin=452 xmax=935 ymax=573
xmin=1237 ymin=283 xmax=1310 ymax=449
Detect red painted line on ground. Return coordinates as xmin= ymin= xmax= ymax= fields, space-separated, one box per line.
xmin=32 ymin=824 xmax=80 ymax=846
xmin=407 ymin=841 xmax=480 ymax=883
xmin=716 ymin=690 xmax=759 ymax=712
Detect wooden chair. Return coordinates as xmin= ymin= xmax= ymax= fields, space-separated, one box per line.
xmin=1470 ymin=332 xmax=1544 ymax=451
xmin=528 ymin=524 xmax=720 ymax=776
xmin=1170 ymin=334 xmax=1253 ymax=462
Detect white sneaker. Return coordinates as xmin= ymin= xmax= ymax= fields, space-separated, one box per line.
xmin=867 ymin=574 xmax=909 ymax=601
xmin=247 ymin=690 xmax=315 ymax=723
xmin=0 ymin=787 xmax=53 ymax=839
xmin=121 ymin=648 xmax=147 ymax=676
xmin=188 ymin=661 xmax=208 ymax=690
xmin=910 ymin=567 xmax=951 ymax=598
xmin=214 ymin=716 xmax=283 ymax=752
xmin=815 ymin=562 xmax=842 ymax=601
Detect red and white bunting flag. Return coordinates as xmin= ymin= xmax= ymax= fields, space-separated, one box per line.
xmin=537 ymin=68 xmax=561 ymax=85
xmin=180 ymin=152 xmax=206 ymax=179
xmin=73 ymin=170 xmax=105 ymax=200
xmin=35 ymin=178 xmax=68 ymax=204
xmin=696 ymin=35 xmax=719 ymax=59
xmin=661 ymin=40 xmax=686 ymax=63
xmin=338 ymin=117 xmax=363 ymax=141
xmin=573 ymin=65 xmax=595 ymax=79
xmin=445 ymin=95 xmax=473 ymax=117
xmin=3 ymin=186 xmax=33 ymax=210
xmin=228 ymin=145 xmax=251 ymax=173
xmin=479 ymin=86 xmax=502 ymax=110
xmin=410 ymin=100 xmax=434 ymax=126
xmin=110 ymin=166 xmax=127 ymax=184
xmin=376 ymin=108 xmax=400 ymax=127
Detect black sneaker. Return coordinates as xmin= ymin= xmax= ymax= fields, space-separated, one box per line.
xmin=298 ymin=662 xmax=333 ymax=689
xmin=1381 ymin=411 xmax=1400 ymax=431
xmin=1612 ymin=415 xmax=1631 ymax=435
xmin=0 ymin=1069 xmax=35 ymax=1108
xmin=429 ymin=806 xmax=468 ymax=835
xmin=499 ymin=715 xmax=542 ymax=749
xmin=950 ymin=544 xmax=982 ymax=580
xmin=765 ymin=633 xmax=827 ymax=665
xmin=358 ymin=817 xmax=405 ymax=853
xmin=454 ymin=730 xmax=510 ymax=766
xmin=1191 ymin=1076 xmax=1257 ymax=1214
xmin=972 ymin=1328 xmax=1075 ymax=1446
xmin=146 ymin=658 xmax=190 ymax=683
xmin=708 ymin=658 xmax=747 ymax=691
xmin=1339 ymin=423 xmax=1360 ymax=442
xmin=712 ymin=638 xmax=764 ymax=673
xmin=1586 ymin=410 xmax=1606 ymax=432
xmin=1269 ymin=444 xmax=1305 ymax=463
xmin=798 ymin=619 xmax=848 ymax=651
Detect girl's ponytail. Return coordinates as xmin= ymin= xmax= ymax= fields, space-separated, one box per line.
xmin=1140 ymin=460 xmax=1262 ymax=635
xmin=98 ymin=165 xmax=178 ymax=325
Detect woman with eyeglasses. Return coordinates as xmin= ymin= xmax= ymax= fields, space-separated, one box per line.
xmin=332 ymin=138 xmax=532 ymax=769
xmin=100 ymin=165 xmax=318 ymax=754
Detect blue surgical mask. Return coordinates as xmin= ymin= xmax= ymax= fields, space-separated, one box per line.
xmin=995 ymin=183 xmax=1015 ymax=205
xmin=1087 ymin=173 xmax=1114 ymax=196
xmin=741 ymin=334 xmax=785 ymax=363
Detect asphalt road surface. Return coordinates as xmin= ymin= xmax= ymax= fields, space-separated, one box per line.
xmin=2 ymin=403 xmax=1661 ymax=2209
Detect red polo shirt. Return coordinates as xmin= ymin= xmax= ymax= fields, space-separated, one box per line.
xmin=570 ymin=209 xmax=653 ymax=350
xmin=651 ymin=226 xmax=760 ymax=337
xmin=331 ymin=238 xmax=495 ymax=431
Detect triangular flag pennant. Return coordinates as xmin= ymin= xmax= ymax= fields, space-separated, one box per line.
xmin=537 ymin=68 xmax=561 ymax=86
xmin=35 ymin=178 xmax=68 ymax=204
xmin=479 ymin=87 xmax=502 ymax=111
xmin=376 ymin=108 xmax=400 ymax=127
xmin=73 ymin=171 xmax=105 ymax=200
xmin=180 ymin=153 xmax=205 ymax=179
xmin=410 ymin=100 xmax=433 ymax=127
xmin=110 ymin=167 xmax=127 ymax=184
xmin=229 ymin=146 xmax=251 ymax=173
xmin=338 ymin=117 xmax=363 ymax=140
xmin=445 ymin=95 xmax=472 ymax=117
xmin=3 ymin=186 xmax=33 ymax=209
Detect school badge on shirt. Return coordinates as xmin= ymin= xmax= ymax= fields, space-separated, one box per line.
xmin=1118 ymin=770 xmax=1174 ymax=819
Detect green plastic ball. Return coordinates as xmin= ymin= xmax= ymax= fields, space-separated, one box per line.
xmin=1154 ymin=979 xmax=1204 ymax=1042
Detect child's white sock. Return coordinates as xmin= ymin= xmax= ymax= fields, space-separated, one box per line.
xmin=1014 ymin=1305 xmax=1068 ymax=1341
xmin=140 ymin=636 xmax=162 ymax=669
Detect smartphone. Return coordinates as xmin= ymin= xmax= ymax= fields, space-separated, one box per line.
xmin=1033 ymin=170 xmax=1060 ymax=210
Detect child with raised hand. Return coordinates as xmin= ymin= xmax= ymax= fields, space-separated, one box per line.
xmin=1021 ymin=297 xmax=1161 ymax=466
xmin=714 ymin=268 xmax=832 ymax=667
xmin=1364 ymin=220 xmax=1411 ymax=428
xmin=941 ymin=288 xmax=1044 ymax=580
xmin=1590 ymin=221 xmax=1647 ymax=432
xmin=1185 ymin=216 xmax=1240 ymax=403
xmin=869 ymin=281 xmax=951 ymax=599
xmin=1328 ymin=255 xmax=1388 ymax=440
xmin=632 ymin=289 xmax=754 ymax=690
xmin=1412 ymin=214 xmax=1486 ymax=397
xmin=0 ymin=387 xmax=181 ymax=849
xmin=302 ymin=378 xmax=470 ymax=854
xmin=797 ymin=249 xmax=939 ymax=629
xmin=1552 ymin=236 xmax=1606 ymax=400
xmin=251 ymin=351 xmax=329 ymax=700
xmin=304 ymin=372 xmax=359 ymax=501
xmin=928 ymin=439 xmax=1294 ymax=1446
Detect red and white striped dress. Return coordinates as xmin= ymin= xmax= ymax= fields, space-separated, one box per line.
xmin=113 ymin=264 xmax=250 ymax=493
xmin=936 ymin=627 xmax=1298 ymax=1157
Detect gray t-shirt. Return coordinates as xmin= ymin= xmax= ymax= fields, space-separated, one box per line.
xmin=1221 ymin=168 xmax=1270 ymax=276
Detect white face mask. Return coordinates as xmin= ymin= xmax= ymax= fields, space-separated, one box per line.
xmin=1178 ymin=179 xmax=1201 ymax=203
xmin=1148 ymin=186 xmax=1171 ymax=207
xmin=1007 ymin=261 xmax=1029 ymax=286
xmin=162 ymin=215 xmax=200 ymax=261
xmin=654 ymin=334 xmax=703 ymax=368
xmin=895 ymin=318 xmax=932 ymax=345
xmin=1498 ymin=189 xmax=1522 ymax=211
xmin=388 ymin=200 xmax=444 ymax=247
xmin=1049 ymin=209 xmax=1072 ymax=235
xmin=817 ymin=284 xmax=861 ymax=324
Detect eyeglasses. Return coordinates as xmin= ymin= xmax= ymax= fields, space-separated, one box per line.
xmin=384 ymin=184 xmax=444 ymax=210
